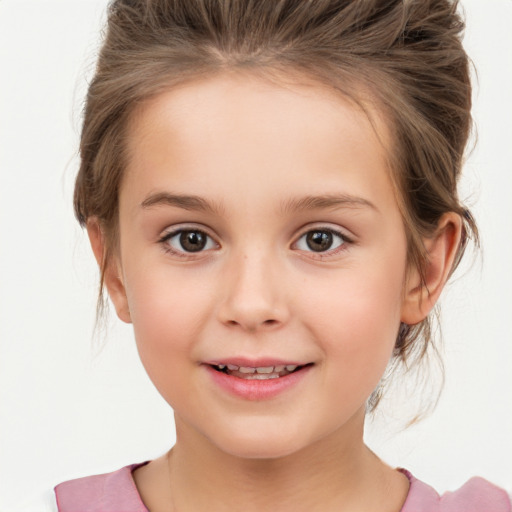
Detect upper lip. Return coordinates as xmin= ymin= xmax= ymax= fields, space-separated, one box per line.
xmin=203 ymin=357 xmax=309 ymax=367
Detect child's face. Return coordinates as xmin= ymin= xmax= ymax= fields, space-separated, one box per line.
xmin=113 ymin=73 xmax=411 ymax=458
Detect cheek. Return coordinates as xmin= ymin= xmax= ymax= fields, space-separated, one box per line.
xmin=301 ymin=258 xmax=405 ymax=392
xmin=122 ymin=265 xmax=214 ymax=390
xmin=125 ymin=253 xmax=215 ymax=333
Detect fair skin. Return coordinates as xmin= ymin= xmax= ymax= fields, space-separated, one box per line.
xmin=88 ymin=72 xmax=461 ymax=512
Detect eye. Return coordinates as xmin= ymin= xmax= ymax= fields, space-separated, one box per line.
xmin=294 ymin=229 xmax=347 ymax=253
xmin=160 ymin=229 xmax=217 ymax=254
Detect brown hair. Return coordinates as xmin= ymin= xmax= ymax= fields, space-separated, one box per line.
xmin=74 ymin=0 xmax=478 ymax=412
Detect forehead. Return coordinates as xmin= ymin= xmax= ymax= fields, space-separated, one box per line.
xmin=122 ymin=71 xmax=395 ymax=214
xmin=127 ymin=71 xmax=390 ymax=155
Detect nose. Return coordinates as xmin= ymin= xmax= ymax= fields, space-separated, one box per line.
xmin=216 ymin=250 xmax=290 ymax=332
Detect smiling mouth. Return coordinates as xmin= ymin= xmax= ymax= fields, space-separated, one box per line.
xmin=209 ymin=363 xmax=313 ymax=380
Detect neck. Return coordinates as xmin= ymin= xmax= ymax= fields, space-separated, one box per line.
xmin=166 ymin=408 xmax=406 ymax=512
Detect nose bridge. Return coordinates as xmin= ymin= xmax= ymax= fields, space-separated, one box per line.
xmin=218 ymin=244 xmax=289 ymax=331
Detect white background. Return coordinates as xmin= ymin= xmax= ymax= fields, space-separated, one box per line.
xmin=0 ymin=0 xmax=511 ymax=509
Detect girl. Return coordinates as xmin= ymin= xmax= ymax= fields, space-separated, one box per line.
xmin=5 ymin=0 xmax=510 ymax=510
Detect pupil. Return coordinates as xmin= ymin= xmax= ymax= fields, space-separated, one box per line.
xmin=306 ymin=231 xmax=332 ymax=252
xmin=180 ymin=231 xmax=206 ymax=252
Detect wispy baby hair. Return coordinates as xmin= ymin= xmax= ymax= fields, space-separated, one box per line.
xmin=74 ymin=0 xmax=478 ymax=411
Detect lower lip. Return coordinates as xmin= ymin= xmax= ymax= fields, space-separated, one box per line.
xmin=204 ymin=365 xmax=312 ymax=401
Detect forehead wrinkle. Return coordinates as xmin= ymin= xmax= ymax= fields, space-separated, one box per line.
xmin=140 ymin=191 xmax=226 ymax=217
xmin=280 ymin=194 xmax=378 ymax=216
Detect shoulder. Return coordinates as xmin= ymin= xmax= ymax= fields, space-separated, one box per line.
xmin=54 ymin=462 xmax=149 ymax=512
xmin=400 ymin=469 xmax=512 ymax=512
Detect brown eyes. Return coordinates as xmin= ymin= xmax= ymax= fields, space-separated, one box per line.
xmin=159 ymin=228 xmax=347 ymax=256
xmin=177 ymin=231 xmax=209 ymax=252
xmin=160 ymin=229 xmax=216 ymax=254
xmin=294 ymin=229 xmax=346 ymax=253
xmin=303 ymin=231 xmax=344 ymax=252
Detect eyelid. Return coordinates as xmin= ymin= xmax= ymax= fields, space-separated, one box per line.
xmin=156 ymin=223 xmax=353 ymax=259
xmin=158 ymin=224 xmax=219 ymax=257
xmin=293 ymin=223 xmax=354 ymax=242
xmin=158 ymin=221 xmax=218 ymax=239
xmin=291 ymin=225 xmax=354 ymax=257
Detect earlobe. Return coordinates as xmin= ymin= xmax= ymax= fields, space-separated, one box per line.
xmin=401 ymin=212 xmax=462 ymax=325
xmin=86 ymin=218 xmax=132 ymax=324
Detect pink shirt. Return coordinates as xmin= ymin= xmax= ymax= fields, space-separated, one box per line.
xmin=55 ymin=462 xmax=511 ymax=512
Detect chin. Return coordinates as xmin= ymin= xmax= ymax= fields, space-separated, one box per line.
xmin=222 ymin=439 xmax=303 ymax=460
xmin=209 ymin=423 xmax=310 ymax=460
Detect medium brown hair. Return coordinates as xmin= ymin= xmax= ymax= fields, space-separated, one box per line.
xmin=74 ymin=0 xmax=478 ymax=412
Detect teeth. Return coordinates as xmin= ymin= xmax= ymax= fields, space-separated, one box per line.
xmin=256 ymin=366 xmax=274 ymax=374
xmin=215 ymin=363 xmax=303 ymax=374
xmin=244 ymin=374 xmax=280 ymax=380
xmin=239 ymin=366 xmax=256 ymax=374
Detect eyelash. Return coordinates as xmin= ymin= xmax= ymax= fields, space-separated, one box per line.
xmin=157 ymin=226 xmax=352 ymax=259
xmin=293 ymin=228 xmax=351 ymax=259
xmin=158 ymin=228 xmax=217 ymax=259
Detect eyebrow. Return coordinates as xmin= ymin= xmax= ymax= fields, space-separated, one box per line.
xmin=280 ymin=194 xmax=377 ymax=215
xmin=140 ymin=192 xmax=225 ymax=216
xmin=140 ymin=191 xmax=376 ymax=216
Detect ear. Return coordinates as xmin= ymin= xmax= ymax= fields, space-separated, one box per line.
xmin=401 ymin=212 xmax=462 ymax=325
xmin=86 ymin=218 xmax=132 ymax=324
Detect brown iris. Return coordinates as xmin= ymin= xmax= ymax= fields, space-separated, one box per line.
xmin=305 ymin=231 xmax=333 ymax=252
xmin=179 ymin=231 xmax=208 ymax=252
